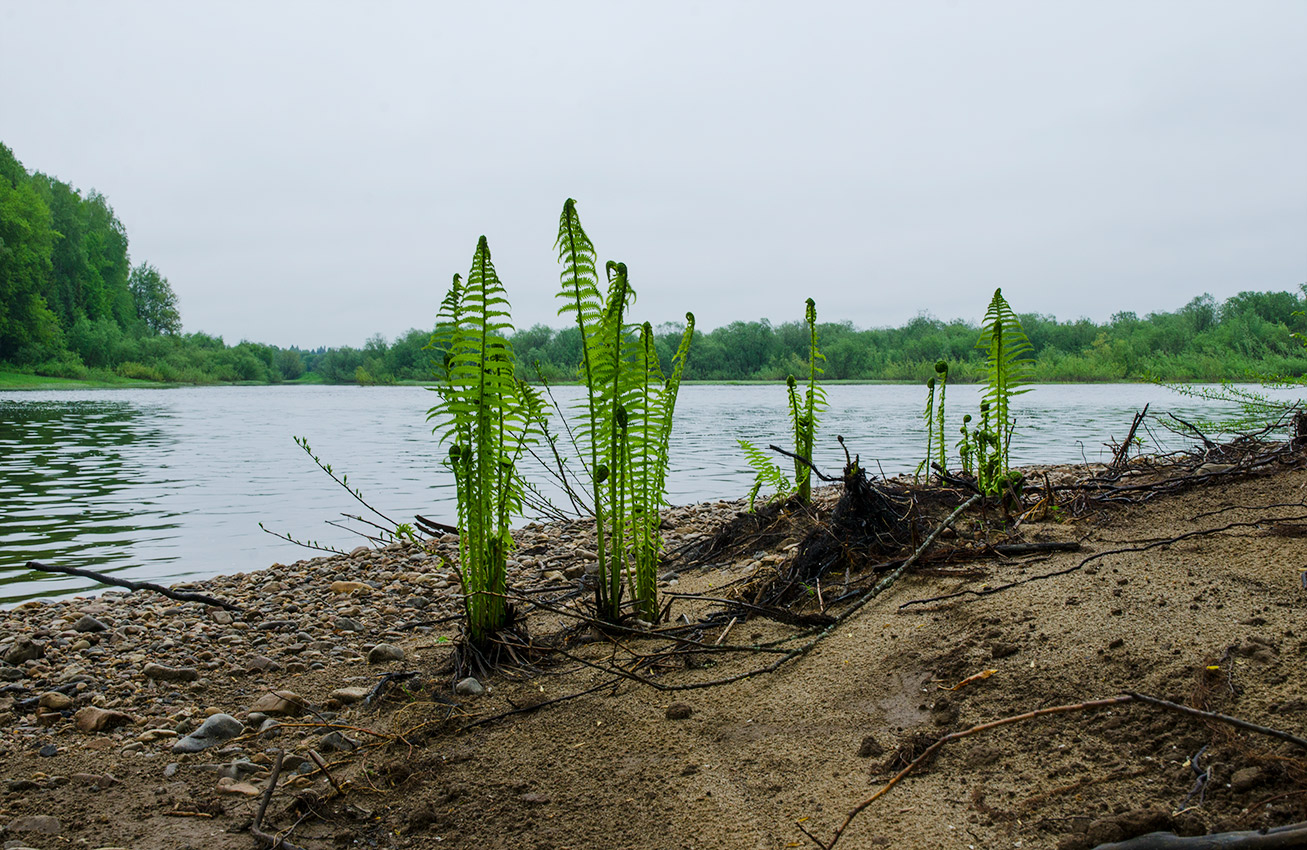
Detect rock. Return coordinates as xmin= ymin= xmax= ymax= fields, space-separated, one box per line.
xmin=138 ymin=728 xmax=178 ymax=742
xmin=330 ymin=580 xmax=369 ymax=595
xmin=665 ymin=702 xmax=694 ymax=720
xmin=74 ymin=706 xmax=132 ymax=733
xmin=330 ymin=686 xmax=370 ymax=704
xmin=350 ymin=546 xmax=370 ymax=557
xmin=3 ymin=636 xmax=44 ymax=665
xmin=1231 ymin=766 xmax=1263 ymax=792
xmin=143 ymin=662 xmax=199 ymax=683
xmin=38 ymin=691 xmax=72 ymax=711
xmin=210 ymin=609 xmax=233 ymax=625
xmin=454 ymin=677 xmax=484 ymax=696
xmin=38 ymin=743 xmax=58 ymax=757
xmin=319 ymin=730 xmax=358 ymax=752
xmin=519 ymin=791 xmax=551 ymax=804
xmin=72 ymin=614 xmax=108 ymax=632
xmin=334 ymin=616 xmax=364 ymax=632
xmin=249 ymin=690 xmax=307 ymax=717
xmin=216 ymin=760 xmax=267 ymax=780
xmin=367 ymin=644 xmax=404 ymax=664
xmin=216 ymin=777 xmax=262 ymax=796
xmin=0 ymin=664 xmax=24 ymax=681
xmin=245 ymin=655 xmax=281 ymax=673
xmin=6 ymin=814 xmax=62 ymax=834
xmin=70 ymin=772 xmax=118 ymax=787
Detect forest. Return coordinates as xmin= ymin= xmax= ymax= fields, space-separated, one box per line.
xmin=4 ymin=140 xmax=1307 ymax=387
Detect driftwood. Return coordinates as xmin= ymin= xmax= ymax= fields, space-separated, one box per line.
xmin=24 ymin=560 xmax=243 ymax=612
xmin=1108 ymin=404 xmax=1150 ymax=474
xmin=1094 ymin=822 xmax=1307 ymax=850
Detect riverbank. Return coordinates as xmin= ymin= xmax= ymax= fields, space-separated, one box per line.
xmin=3 ymin=456 xmax=1307 ymax=849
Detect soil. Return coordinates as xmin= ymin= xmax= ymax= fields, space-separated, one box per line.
xmin=3 ymin=450 xmax=1307 ymax=850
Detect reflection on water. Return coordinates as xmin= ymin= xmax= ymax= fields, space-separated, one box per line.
xmin=1 ymin=383 xmax=1296 ymax=604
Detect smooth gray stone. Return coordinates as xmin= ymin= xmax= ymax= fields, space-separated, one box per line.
xmin=172 ymin=713 xmax=243 ymax=753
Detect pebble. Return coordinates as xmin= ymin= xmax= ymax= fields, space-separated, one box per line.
xmin=74 ymin=706 xmax=132 ymax=733
xmin=330 ymin=686 xmax=370 ymax=704
xmin=319 ymin=730 xmax=358 ymax=752
xmin=367 ymin=644 xmax=405 ymax=664
xmin=216 ymin=777 xmax=262 ymax=796
xmin=72 ymin=615 xmax=108 ymax=633
xmin=142 ymin=662 xmax=199 ymax=683
xmin=249 ymin=690 xmax=306 ymax=717
xmin=454 ymin=677 xmax=485 ymax=696
xmin=3 ymin=636 xmax=44 ymax=665
xmin=665 ymin=702 xmax=694 ymax=720
xmin=38 ymin=692 xmax=72 ymax=711
xmin=6 ymin=814 xmax=62 ymax=834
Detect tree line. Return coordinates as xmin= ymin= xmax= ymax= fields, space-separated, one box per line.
xmin=4 ymin=140 xmax=1306 ymax=386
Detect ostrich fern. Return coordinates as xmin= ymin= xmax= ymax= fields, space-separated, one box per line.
xmin=427 ymin=237 xmax=535 ymax=648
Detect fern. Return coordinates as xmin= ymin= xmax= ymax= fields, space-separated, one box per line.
xmin=427 ymin=236 xmax=535 ymax=647
xmin=976 ymin=288 xmax=1033 ymax=491
xmin=738 ymin=438 xmax=793 ymax=509
xmin=554 ymin=200 xmax=693 ymax=622
xmin=788 ymin=298 xmax=825 ymax=503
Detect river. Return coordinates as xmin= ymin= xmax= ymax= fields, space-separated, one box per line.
xmin=1 ymin=383 xmax=1298 ymax=603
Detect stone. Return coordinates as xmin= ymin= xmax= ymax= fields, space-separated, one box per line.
xmin=6 ymin=814 xmax=62 ymax=834
xmin=367 ymin=643 xmax=404 ymax=664
xmin=216 ymin=777 xmax=262 ymax=796
xmin=319 ymin=730 xmax=357 ymax=752
xmin=138 ymin=728 xmax=178 ymax=742
xmin=454 ymin=677 xmax=484 ymax=696
xmin=330 ymin=686 xmax=370 ymax=704
xmin=142 ymin=662 xmax=199 ymax=683
xmin=210 ymin=610 xmax=233 ymax=625
xmin=665 ymin=702 xmax=694 ymax=720
xmin=856 ymin=734 xmax=884 ymax=758
xmin=38 ymin=691 xmax=72 ymax=711
xmin=349 ymin=546 xmax=370 ymax=558
xmin=74 ymin=706 xmax=132 ymax=733
xmin=72 ymin=615 xmax=108 ymax=632
xmin=70 ymin=772 xmax=118 ymax=786
xmin=334 ymin=616 xmax=364 ymax=632
xmin=3 ymin=636 xmax=44 ymax=665
xmin=38 ymin=744 xmax=58 ymax=757
xmin=0 ymin=664 xmax=24 ymax=681
xmin=249 ymin=690 xmax=306 ymax=717
xmin=330 ymin=581 xmax=368 ymax=595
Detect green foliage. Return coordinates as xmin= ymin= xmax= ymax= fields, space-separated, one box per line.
xmin=554 ymin=199 xmax=693 ymax=622
xmin=975 ymin=288 xmax=1033 ymax=492
xmin=788 ymin=298 xmax=825 ymax=504
xmin=128 ymin=263 xmax=181 ymax=335
xmin=738 ymin=438 xmax=792 ymax=509
xmin=428 ymin=239 xmax=538 ymax=647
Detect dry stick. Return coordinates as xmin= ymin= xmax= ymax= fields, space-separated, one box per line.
xmin=1109 ymin=404 xmax=1150 ymax=473
xmin=898 ymin=512 xmax=1307 ymax=609
xmin=1126 ymin=692 xmax=1307 ymax=750
xmin=24 ymin=559 xmax=243 ymax=612
xmin=250 ymin=749 xmax=307 ymax=850
xmin=307 ymin=749 xmax=347 ymax=797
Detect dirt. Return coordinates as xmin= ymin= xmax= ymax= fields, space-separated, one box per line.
xmin=4 ymin=454 xmax=1307 ymax=850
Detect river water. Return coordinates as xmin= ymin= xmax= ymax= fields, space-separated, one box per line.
xmin=1 ymin=383 xmax=1299 ymax=603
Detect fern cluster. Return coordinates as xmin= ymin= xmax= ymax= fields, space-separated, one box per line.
xmin=427 ymin=238 xmax=538 ymax=646
xmin=555 ymin=200 xmax=693 ymax=622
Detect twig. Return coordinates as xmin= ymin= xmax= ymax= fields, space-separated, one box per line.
xmin=1126 ymin=691 xmax=1307 ymax=750
xmin=250 ymin=749 xmax=307 ymax=850
xmin=767 ymin=444 xmax=841 ymax=482
xmin=1109 ymin=404 xmax=1149 ymax=473
xmin=22 ymin=560 xmax=243 ymax=612
xmin=307 ymin=749 xmax=347 ymax=797
xmin=1092 ymin=820 xmax=1307 ymax=849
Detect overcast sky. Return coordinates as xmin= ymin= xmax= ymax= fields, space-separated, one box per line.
xmin=2 ymin=1 xmax=1305 ymax=348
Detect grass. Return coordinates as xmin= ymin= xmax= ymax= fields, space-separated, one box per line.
xmin=0 ymin=370 xmax=168 ymax=390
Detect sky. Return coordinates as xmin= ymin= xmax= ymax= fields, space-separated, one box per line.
xmin=2 ymin=1 xmax=1305 ymax=349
